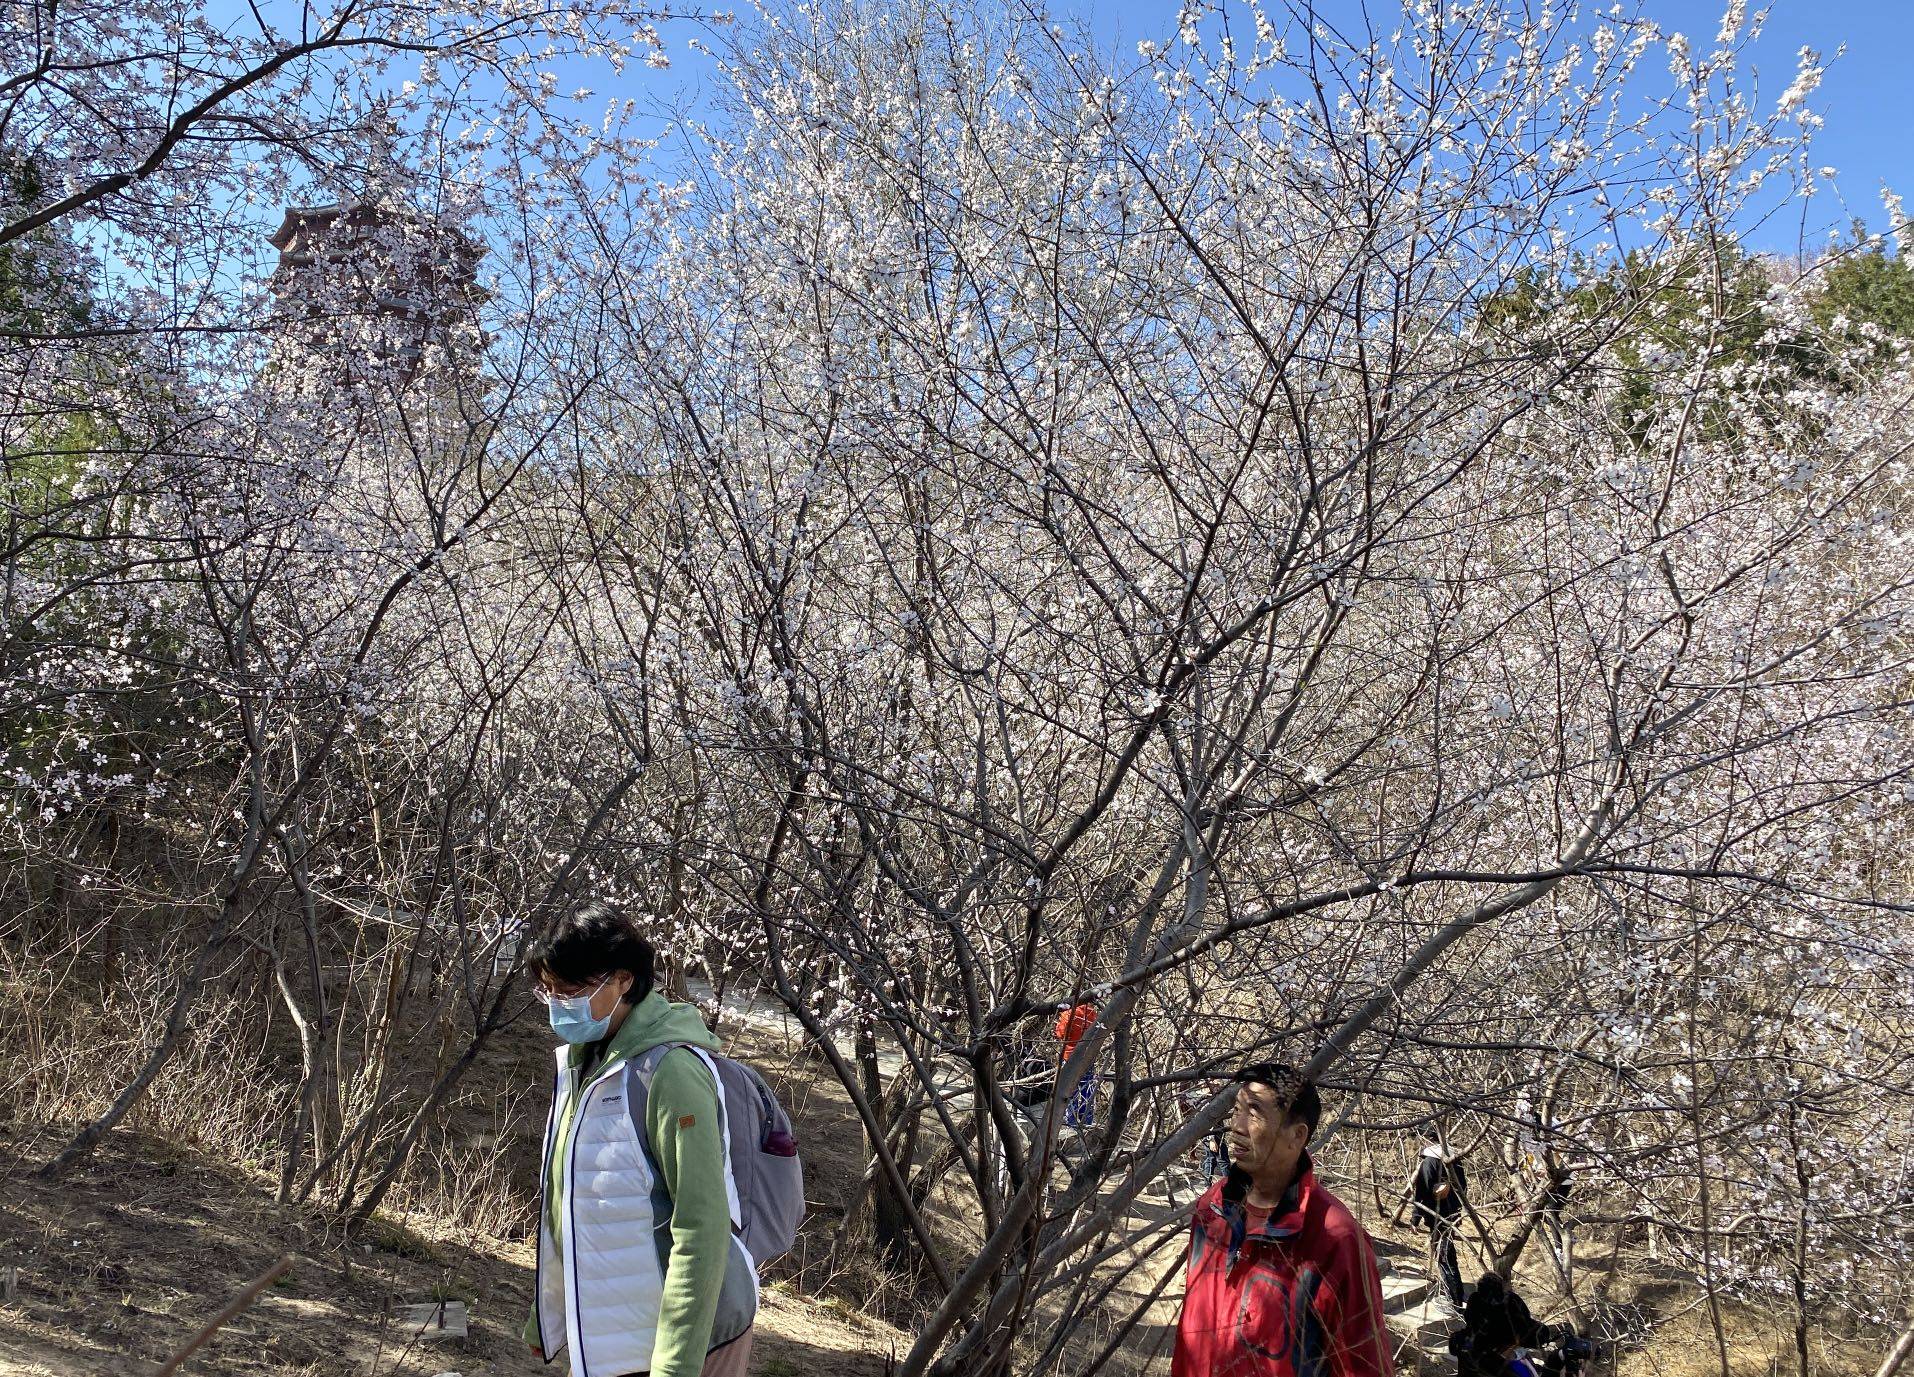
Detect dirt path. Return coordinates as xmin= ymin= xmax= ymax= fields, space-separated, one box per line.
xmin=0 ymin=1011 xmax=908 ymax=1377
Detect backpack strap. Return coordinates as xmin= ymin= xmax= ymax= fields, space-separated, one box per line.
xmin=626 ymin=1042 xmax=743 ymax=1232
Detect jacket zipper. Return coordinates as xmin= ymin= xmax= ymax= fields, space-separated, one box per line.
xmin=564 ymin=1073 xmax=594 ymax=1377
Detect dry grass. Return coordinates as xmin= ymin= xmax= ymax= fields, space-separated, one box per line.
xmin=0 ymin=939 xmax=291 ymax=1173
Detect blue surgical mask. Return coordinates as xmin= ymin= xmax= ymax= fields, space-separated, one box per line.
xmin=546 ymin=978 xmax=612 ymax=1045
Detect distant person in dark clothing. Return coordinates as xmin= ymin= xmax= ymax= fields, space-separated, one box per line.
xmin=998 ymin=1024 xmax=1057 ymax=1190
xmin=1200 ymin=1120 xmax=1228 ymax=1180
xmin=1456 ymin=1273 xmax=1543 ymax=1377
xmin=1539 ymin=1167 xmax=1573 ymax=1274
xmin=1007 ymin=1026 xmax=1056 ymax=1111
xmin=1397 ymin=1127 xmax=1468 ymax=1310
xmin=1170 ymin=1084 xmax=1230 ymax=1206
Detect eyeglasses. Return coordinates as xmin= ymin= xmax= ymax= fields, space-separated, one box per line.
xmin=532 ymin=975 xmax=608 ymax=1005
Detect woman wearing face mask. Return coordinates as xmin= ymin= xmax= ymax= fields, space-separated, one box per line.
xmin=521 ymin=900 xmax=757 ymax=1377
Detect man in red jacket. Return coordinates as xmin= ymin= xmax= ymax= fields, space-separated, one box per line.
xmin=1172 ymin=1063 xmax=1393 ymax=1377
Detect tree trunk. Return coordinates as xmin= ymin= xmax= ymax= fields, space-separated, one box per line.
xmin=1786 ymin=1091 xmax=1813 ymax=1377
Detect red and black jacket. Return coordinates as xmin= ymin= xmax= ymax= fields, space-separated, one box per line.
xmin=1172 ymin=1156 xmax=1393 ymax=1377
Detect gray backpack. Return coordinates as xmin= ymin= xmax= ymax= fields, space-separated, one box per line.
xmin=628 ymin=1042 xmax=805 ymax=1267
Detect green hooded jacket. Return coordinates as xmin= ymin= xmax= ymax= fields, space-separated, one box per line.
xmin=524 ymin=991 xmax=744 ymax=1376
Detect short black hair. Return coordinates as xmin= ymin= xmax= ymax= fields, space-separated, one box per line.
xmin=525 ymin=898 xmax=655 ymax=1005
xmin=1233 ymin=1062 xmax=1321 ymax=1141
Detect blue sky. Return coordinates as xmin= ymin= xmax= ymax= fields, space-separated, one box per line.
xmin=1631 ymin=0 xmax=1914 ymax=253
xmin=190 ymin=0 xmax=1911 ymax=257
xmin=632 ymin=0 xmax=1912 ymax=256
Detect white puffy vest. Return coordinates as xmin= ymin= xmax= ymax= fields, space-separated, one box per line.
xmin=535 ymin=1044 xmax=753 ymax=1377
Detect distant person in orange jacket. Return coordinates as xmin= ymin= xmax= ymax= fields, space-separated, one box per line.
xmin=1055 ymin=1000 xmax=1099 ymax=1128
